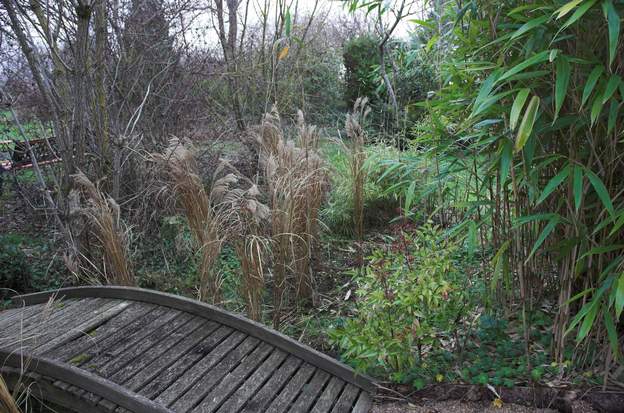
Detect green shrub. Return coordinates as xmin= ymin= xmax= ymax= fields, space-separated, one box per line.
xmin=329 ymin=223 xmax=469 ymax=380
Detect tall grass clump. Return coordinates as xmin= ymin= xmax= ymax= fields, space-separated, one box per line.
xmin=72 ymin=172 xmax=134 ymax=286
xmin=219 ymin=174 xmax=270 ymax=322
xmin=345 ymin=98 xmax=369 ymax=244
xmin=256 ymin=107 xmax=327 ymax=327
xmin=154 ymin=138 xmax=224 ymax=303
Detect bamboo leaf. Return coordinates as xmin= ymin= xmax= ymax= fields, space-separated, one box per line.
xmin=527 ymin=215 xmax=560 ymax=261
xmin=404 ymin=180 xmax=417 ymax=212
xmin=537 ymin=164 xmax=570 ymax=204
xmin=577 ymin=299 xmax=599 ymax=341
xmin=603 ymin=311 xmax=619 ymax=357
xmin=590 ymin=92 xmax=605 ymax=125
xmin=515 ymin=96 xmax=540 ymax=152
xmin=284 ymin=10 xmax=292 ymax=37
xmin=554 ymin=56 xmax=571 ymax=120
xmin=511 ymin=15 xmax=550 ymax=40
xmin=555 ymin=0 xmax=584 ymax=18
xmin=586 ymin=168 xmax=615 ymax=217
xmin=616 ymin=273 xmax=624 ymax=319
xmin=562 ymin=0 xmax=598 ymax=29
xmin=602 ymin=0 xmax=620 ymax=67
xmin=498 ymin=51 xmax=551 ymax=83
xmin=602 ymin=75 xmax=621 ymax=103
xmin=582 ymin=65 xmax=603 ymax=107
xmin=510 ymin=88 xmax=530 ymax=130
xmin=581 ymin=244 xmax=624 ymax=259
xmin=573 ymin=165 xmax=583 ymax=212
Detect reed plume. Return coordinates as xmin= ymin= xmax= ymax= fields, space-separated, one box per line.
xmin=72 ymin=172 xmax=134 ymax=286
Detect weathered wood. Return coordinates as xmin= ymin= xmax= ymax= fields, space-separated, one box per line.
xmin=169 ymin=335 xmax=259 ymax=412
xmin=137 ymin=325 xmax=234 ymax=399
xmin=352 ymin=392 xmax=372 ymax=413
xmin=109 ymin=316 xmax=206 ymax=384
xmin=2 ymin=299 xmax=113 ymax=351
xmin=32 ymin=300 xmax=132 ymax=355
xmin=240 ymin=355 xmax=302 ymax=413
xmin=82 ymin=306 xmax=180 ymax=371
xmin=289 ymin=368 xmax=331 ymax=412
xmin=13 ymin=287 xmax=376 ymax=393
xmin=331 ymin=384 xmax=360 ymax=413
xmin=97 ymin=312 xmax=195 ymax=378
xmin=24 ymin=299 xmax=119 ymax=352
xmin=191 ymin=342 xmax=274 ymax=413
xmin=4 ymin=287 xmax=375 ymax=413
xmin=215 ymin=349 xmax=288 ymax=413
xmin=0 ymin=299 xmax=85 ymax=343
xmin=2 ymin=367 xmax=112 ymax=413
xmin=0 ymin=303 xmax=46 ymax=330
xmin=265 ymin=363 xmax=317 ymax=413
xmin=310 ymin=377 xmax=346 ymax=413
xmin=122 ymin=320 xmax=220 ymax=392
xmin=0 ymin=350 xmax=172 ymax=413
xmin=44 ymin=301 xmax=154 ymax=361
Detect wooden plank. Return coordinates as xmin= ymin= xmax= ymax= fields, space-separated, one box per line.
xmin=265 ymin=363 xmax=317 ymax=413
xmin=0 ymin=304 xmax=46 ymax=330
xmin=191 ymin=342 xmax=275 ymax=413
xmin=43 ymin=301 xmax=155 ymax=361
xmin=81 ymin=306 xmax=181 ymax=371
xmin=108 ymin=316 xmax=207 ymax=385
xmin=240 ymin=356 xmax=302 ymax=413
xmin=83 ymin=312 xmax=199 ymax=412
xmin=352 ymin=392 xmax=372 ymax=413
xmin=64 ymin=304 xmax=167 ymax=366
xmin=289 ymin=369 xmax=331 ymax=412
xmin=310 ymin=377 xmax=345 ymax=413
xmin=13 ymin=287 xmax=376 ymax=393
xmin=2 ymin=299 xmax=113 ymax=351
xmin=138 ymin=326 xmax=235 ymax=400
xmin=122 ymin=321 xmax=220 ymax=393
xmin=331 ymin=384 xmax=360 ymax=413
xmin=166 ymin=335 xmax=258 ymax=412
xmin=32 ymin=300 xmax=132 ymax=355
xmin=0 ymin=350 xmax=172 ymax=413
xmin=22 ymin=299 xmax=117 ymax=351
xmin=97 ymin=312 xmax=196 ymax=378
xmin=0 ymin=299 xmax=86 ymax=343
xmin=214 ymin=349 xmax=288 ymax=413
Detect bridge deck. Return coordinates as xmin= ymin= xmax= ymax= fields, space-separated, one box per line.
xmin=0 ymin=287 xmax=373 ymax=413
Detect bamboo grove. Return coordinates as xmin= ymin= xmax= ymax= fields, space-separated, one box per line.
xmin=381 ymin=0 xmax=624 ymax=374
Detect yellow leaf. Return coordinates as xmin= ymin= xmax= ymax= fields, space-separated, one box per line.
xmin=492 ymin=398 xmax=504 ymax=408
xmin=278 ymin=46 xmax=289 ymax=60
xmin=435 ymin=374 xmax=444 ymax=382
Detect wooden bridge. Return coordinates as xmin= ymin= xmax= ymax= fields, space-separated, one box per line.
xmin=0 ymin=287 xmax=374 ymax=413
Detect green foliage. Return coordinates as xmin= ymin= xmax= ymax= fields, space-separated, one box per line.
xmin=343 ymin=35 xmax=380 ymax=108
xmin=329 ymin=224 xmax=469 ymax=378
xmin=0 ymin=234 xmax=65 ymax=302
xmin=321 ymin=141 xmax=400 ymax=236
